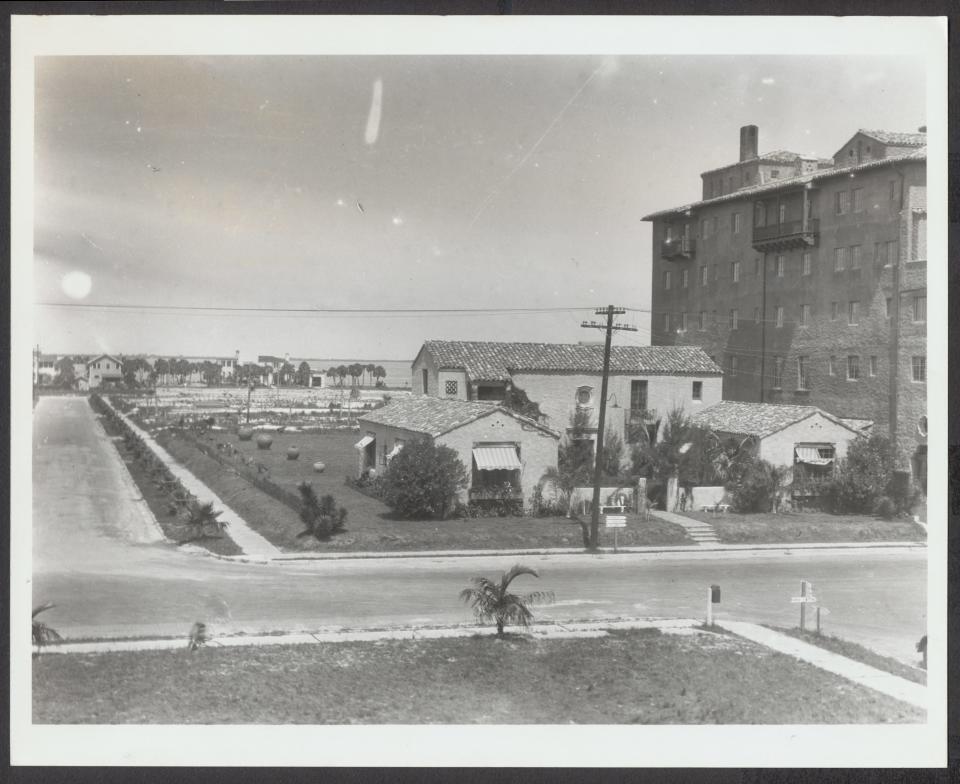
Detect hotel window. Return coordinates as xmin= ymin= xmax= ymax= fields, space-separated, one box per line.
xmin=828 ymin=356 xmax=837 ymax=376
xmin=831 ymin=301 xmax=839 ymax=321
xmin=680 ymin=312 xmax=689 ymax=332
xmin=729 ymin=356 xmax=738 ymax=377
xmin=754 ymin=257 xmax=761 ymax=276
xmin=663 ymin=270 xmax=671 ymax=290
xmin=912 ymin=356 xmax=926 ymax=383
xmin=885 ymin=297 xmax=892 ymax=318
xmin=729 ymin=309 xmax=739 ymax=329
xmin=681 ymin=269 xmax=689 ymax=288
xmin=799 ymin=304 xmax=810 ymax=326
xmin=776 ymin=255 xmax=785 ymax=277
xmin=692 ymin=381 xmax=702 ymax=401
xmin=913 ymin=295 xmax=926 ymax=322
xmin=698 ymin=311 xmax=706 ymax=330
xmin=848 ymin=301 xmax=859 ymax=325
xmin=801 ymin=252 xmax=812 ymax=276
xmin=712 ymin=216 xmax=719 ymax=235
xmin=797 ymin=357 xmax=809 ymax=390
xmin=701 ymin=219 xmax=710 ymax=238
xmin=869 ymin=355 xmax=878 ymax=376
xmin=912 ymin=211 xmax=927 ymax=260
xmin=663 ymin=313 xmax=670 ymax=332
xmin=835 ymin=190 xmax=850 ymax=214
xmin=886 ymin=239 xmax=899 ymax=266
xmin=773 ymin=357 xmax=784 ymax=389
xmin=753 ymin=307 xmax=760 ymax=324
xmin=732 ymin=212 xmax=741 ymax=234
xmin=700 ymin=265 xmax=708 ymax=286
xmin=889 ymin=180 xmax=898 ymax=201
xmin=732 ymin=261 xmax=740 ymax=282
xmin=847 ymin=355 xmax=860 ymax=381
xmin=850 ymin=245 xmax=862 ymax=270
xmin=445 ymin=380 xmax=459 ymax=396
xmin=778 ymin=204 xmax=786 ymax=223
xmin=834 ymin=247 xmax=847 ymax=272
xmin=852 ymin=188 xmax=864 ymax=213
xmin=775 ymin=306 xmax=784 ymax=328
xmin=754 ymin=202 xmax=765 ymax=227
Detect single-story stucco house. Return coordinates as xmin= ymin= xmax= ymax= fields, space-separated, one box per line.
xmin=86 ymin=354 xmax=124 ymax=389
xmin=689 ymin=401 xmax=872 ymax=490
xmin=356 ymin=396 xmax=560 ymax=510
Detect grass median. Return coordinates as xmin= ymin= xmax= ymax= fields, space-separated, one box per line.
xmin=33 ymin=628 xmax=922 ymax=724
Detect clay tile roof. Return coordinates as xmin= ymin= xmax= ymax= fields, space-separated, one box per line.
xmin=858 ymin=129 xmax=927 ymax=147
xmin=421 ymin=340 xmax=721 ymax=382
xmin=689 ymin=401 xmax=860 ymax=439
xmin=357 ymin=396 xmax=558 ymax=439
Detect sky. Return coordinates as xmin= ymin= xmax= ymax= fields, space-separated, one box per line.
xmin=33 ymin=54 xmax=926 ymax=361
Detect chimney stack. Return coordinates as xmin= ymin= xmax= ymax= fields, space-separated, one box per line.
xmin=739 ymin=125 xmax=759 ymax=161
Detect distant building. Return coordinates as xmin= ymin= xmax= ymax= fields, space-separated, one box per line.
xmin=643 ymin=125 xmax=927 ymax=483
xmin=357 ymin=396 xmax=560 ymax=510
xmin=36 ymin=354 xmax=58 ymax=386
xmin=86 ymin=354 xmax=123 ymax=389
xmin=412 ymin=339 xmax=722 ymax=447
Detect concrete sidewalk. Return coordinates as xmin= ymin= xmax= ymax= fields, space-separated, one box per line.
xmin=716 ymin=619 xmax=926 ymax=710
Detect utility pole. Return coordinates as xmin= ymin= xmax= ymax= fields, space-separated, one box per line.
xmin=581 ymin=306 xmax=637 ymax=550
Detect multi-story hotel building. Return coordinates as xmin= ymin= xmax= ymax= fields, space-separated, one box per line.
xmin=643 ymin=126 xmax=927 ymax=484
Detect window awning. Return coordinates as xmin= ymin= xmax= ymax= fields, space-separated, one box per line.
xmin=355 ymin=435 xmax=374 ymax=450
xmin=387 ymin=443 xmax=404 ymax=460
xmin=795 ymin=446 xmax=834 ymax=465
xmin=473 ymin=446 xmax=521 ymax=471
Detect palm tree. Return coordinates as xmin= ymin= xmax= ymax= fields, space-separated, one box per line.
xmin=32 ymin=602 xmax=62 ymax=655
xmin=182 ymin=501 xmax=227 ymax=543
xmin=373 ymin=365 xmax=386 ymax=387
xmin=336 ymin=365 xmax=348 ymax=387
xmin=187 ymin=621 xmax=208 ymax=651
xmin=348 ymin=363 xmax=363 ymax=387
xmin=297 ymin=361 xmax=312 ymax=387
xmin=459 ymin=565 xmax=554 ymax=637
xmin=365 ymin=363 xmax=376 ymax=387
xmin=325 ymin=367 xmax=337 ymax=386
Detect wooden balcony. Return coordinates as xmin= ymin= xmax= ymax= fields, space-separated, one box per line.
xmin=752 ymin=219 xmax=819 ymax=251
xmin=660 ymin=236 xmax=696 ymax=260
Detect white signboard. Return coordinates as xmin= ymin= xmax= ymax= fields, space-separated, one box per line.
xmin=605 ymin=515 xmax=626 ymax=528
xmin=790 ymin=596 xmax=818 ymax=604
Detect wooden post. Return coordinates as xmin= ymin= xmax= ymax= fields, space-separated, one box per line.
xmin=706 ymin=586 xmax=713 ymax=627
xmin=613 ymin=528 xmax=618 ymax=554
xmin=799 ymin=579 xmax=807 ymax=632
xmin=815 ymin=605 xmax=821 ymax=636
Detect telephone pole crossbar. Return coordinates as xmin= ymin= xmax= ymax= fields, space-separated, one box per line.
xmin=581 ymin=305 xmax=637 ymax=550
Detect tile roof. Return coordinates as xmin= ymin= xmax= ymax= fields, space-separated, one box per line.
xmin=358 ymin=396 xmax=559 ymax=439
xmin=689 ymin=401 xmax=862 ymax=439
xmin=857 ymin=129 xmax=927 ymax=147
xmin=642 ymin=147 xmax=925 ymax=220
xmin=421 ymin=340 xmax=721 ymax=382
xmin=700 ymin=150 xmax=804 ymax=176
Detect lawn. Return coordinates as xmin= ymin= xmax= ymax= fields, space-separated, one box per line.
xmin=681 ymin=510 xmax=926 ymax=545
xmin=32 ymin=628 xmax=922 ymax=724
xmin=769 ymin=626 xmax=927 ymax=685
xmin=155 ymin=429 xmax=693 ymax=553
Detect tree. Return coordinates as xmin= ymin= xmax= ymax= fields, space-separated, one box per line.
xmin=201 ymin=361 xmax=221 ymax=387
xmin=325 ymin=367 xmax=337 ymax=386
xmin=348 ymin=363 xmax=363 ymax=386
xmin=822 ymin=433 xmax=896 ymax=514
xmin=729 ymin=459 xmax=785 ymax=513
xmin=54 ymin=357 xmax=76 ymax=389
xmin=297 ymin=361 xmax=312 ymax=387
xmin=539 ymin=410 xmax=595 ymax=536
xmin=280 ymin=361 xmax=296 ymax=387
xmin=182 ymin=501 xmax=228 ymax=543
xmin=336 ymin=365 xmax=348 ymax=387
xmin=155 ymin=357 xmax=170 ymax=385
xmin=502 ymin=384 xmax=544 ymax=421
xmin=365 ymin=363 xmax=376 ymax=387
xmin=296 ymin=482 xmax=347 ymax=540
xmin=381 ymin=438 xmax=468 ymax=519
xmin=32 ymin=602 xmax=62 ymax=655
xmin=459 ymin=565 xmax=554 ymax=637
xmin=373 ymin=365 xmax=386 ymax=386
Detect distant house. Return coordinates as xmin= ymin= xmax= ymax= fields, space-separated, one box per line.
xmin=412 ymin=340 xmax=722 ymax=447
xmin=357 ymin=396 xmax=559 ymax=510
xmin=36 ymin=354 xmax=58 ymax=386
xmin=689 ymin=400 xmax=870 ymax=488
xmin=86 ymin=354 xmax=124 ymax=389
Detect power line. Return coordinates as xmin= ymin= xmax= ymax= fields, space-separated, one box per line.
xmin=36 ymin=301 xmax=600 ymax=314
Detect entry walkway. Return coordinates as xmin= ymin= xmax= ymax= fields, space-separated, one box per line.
xmin=652 ymin=509 xmax=720 ymax=545
xmin=715 ymin=619 xmax=926 ymax=710
xmin=103 ymin=398 xmax=280 ymax=559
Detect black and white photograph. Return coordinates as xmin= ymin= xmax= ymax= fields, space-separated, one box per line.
xmin=10 ymin=12 xmax=948 ymax=768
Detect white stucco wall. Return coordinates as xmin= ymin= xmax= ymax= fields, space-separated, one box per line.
xmin=757 ymin=413 xmax=859 ymax=467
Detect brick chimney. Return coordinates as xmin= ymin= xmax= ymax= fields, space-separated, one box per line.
xmin=739 ymin=125 xmax=758 ymax=161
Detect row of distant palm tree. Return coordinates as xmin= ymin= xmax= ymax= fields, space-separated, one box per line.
xmin=324 ymin=363 xmax=387 ymax=387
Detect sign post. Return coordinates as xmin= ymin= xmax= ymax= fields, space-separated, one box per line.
xmin=706 ymin=584 xmax=720 ymax=627
xmin=603 ymin=508 xmax=626 ymax=553
xmin=790 ymin=580 xmax=816 ymax=632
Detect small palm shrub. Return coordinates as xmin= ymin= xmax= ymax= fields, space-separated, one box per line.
xmin=297 ymin=482 xmax=348 ymax=540
xmin=460 ymin=565 xmax=555 ymax=637
xmin=729 ymin=459 xmax=784 ymax=513
xmin=32 ymin=603 xmax=62 ymax=655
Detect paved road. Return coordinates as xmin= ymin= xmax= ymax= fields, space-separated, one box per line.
xmin=31 ymin=397 xmax=928 ymax=663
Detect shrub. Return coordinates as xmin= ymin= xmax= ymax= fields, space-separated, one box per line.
xmin=729 ymin=459 xmax=784 ymax=513
xmin=380 ymin=439 xmax=468 ymax=519
xmin=822 ymin=434 xmax=902 ymax=515
xmin=297 ymin=482 xmax=348 ymax=540
xmin=874 ymin=496 xmax=897 ymax=520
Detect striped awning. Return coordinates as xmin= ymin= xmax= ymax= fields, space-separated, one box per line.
xmin=795 ymin=446 xmax=834 ymax=465
xmin=473 ymin=446 xmax=521 ymax=471
xmin=354 ymin=435 xmax=374 ymax=450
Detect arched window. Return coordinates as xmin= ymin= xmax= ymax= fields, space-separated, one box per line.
xmin=918 ymin=416 xmax=928 ymax=437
